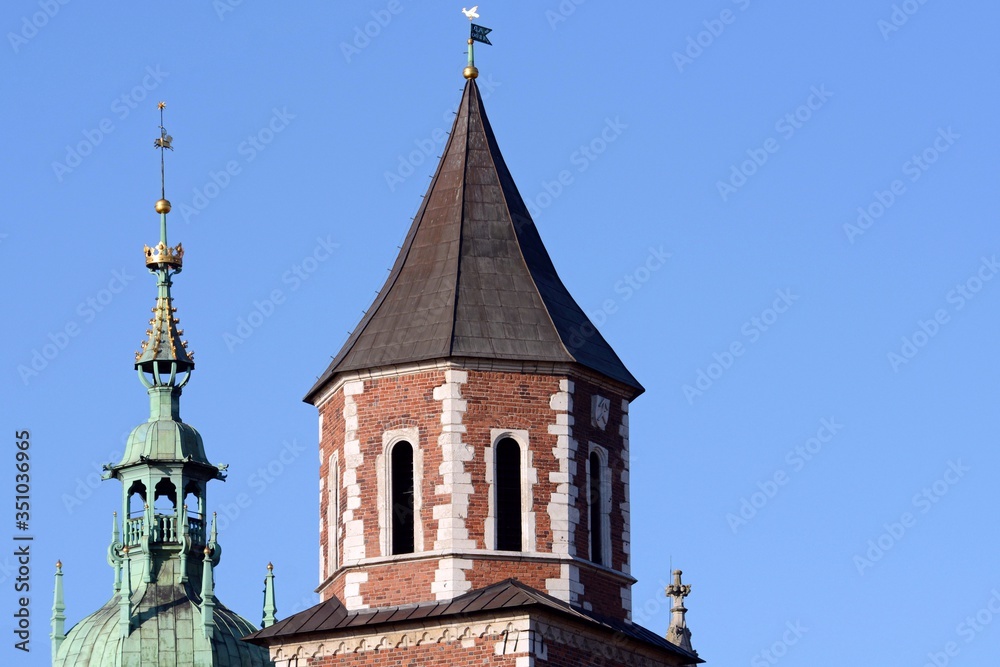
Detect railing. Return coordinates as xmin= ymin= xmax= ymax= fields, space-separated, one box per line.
xmin=125 ymin=517 xmax=144 ymax=546
xmin=122 ymin=513 xmax=207 ymax=547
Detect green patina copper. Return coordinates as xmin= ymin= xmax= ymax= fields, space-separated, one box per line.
xmin=50 ymin=562 xmax=66 ymax=657
xmin=262 ymin=565 xmax=277 ymax=628
xmin=52 ymin=107 xmax=274 ymax=667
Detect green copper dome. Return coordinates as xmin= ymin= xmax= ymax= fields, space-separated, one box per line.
xmin=109 ymin=386 xmax=212 ymax=469
xmin=53 ymin=583 xmax=269 ymax=667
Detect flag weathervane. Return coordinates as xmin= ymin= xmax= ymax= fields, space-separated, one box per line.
xmin=462 ymin=6 xmax=492 ymax=80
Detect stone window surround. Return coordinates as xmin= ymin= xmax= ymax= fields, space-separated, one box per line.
xmin=377 ymin=427 xmax=424 ymax=557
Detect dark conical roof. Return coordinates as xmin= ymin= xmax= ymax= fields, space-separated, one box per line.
xmin=306 ymin=79 xmax=642 ymax=402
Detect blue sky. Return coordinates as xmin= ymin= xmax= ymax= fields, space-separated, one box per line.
xmin=3 ymin=1 xmax=999 ymax=665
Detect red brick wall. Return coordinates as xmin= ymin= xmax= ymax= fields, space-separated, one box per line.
xmin=568 ymin=377 xmax=630 ymax=574
xmin=314 ymin=366 xmax=634 ymax=617
xmin=300 ymin=635 xmax=518 ymax=666
xmin=540 ymin=640 xmax=687 ymax=667
xmin=318 ymin=390 xmax=346 ymax=601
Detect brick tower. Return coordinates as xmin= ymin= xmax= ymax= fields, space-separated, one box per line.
xmin=247 ymin=34 xmax=701 ymax=667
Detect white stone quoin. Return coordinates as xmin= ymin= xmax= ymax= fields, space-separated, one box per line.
xmin=432 ymin=369 xmax=475 ymax=599
xmin=545 ymin=379 xmax=583 ymax=605
xmin=341 ymin=381 xmax=366 ymax=582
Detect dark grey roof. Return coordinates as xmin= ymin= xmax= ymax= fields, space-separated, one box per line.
xmin=305 ymin=79 xmax=642 ymax=402
xmin=244 ymin=579 xmax=700 ymax=664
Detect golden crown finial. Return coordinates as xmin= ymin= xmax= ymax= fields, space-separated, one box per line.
xmin=144 ymin=241 xmax=184 ymax=268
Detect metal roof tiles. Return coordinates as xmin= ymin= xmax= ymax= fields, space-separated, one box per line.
xmin=305 ymin=79 xmax=642 ymax=402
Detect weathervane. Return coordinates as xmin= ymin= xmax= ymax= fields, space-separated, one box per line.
xmin=461 ymin=6 xmax=492 ymax=80
xmin=153 ymin=101 xmax=173 ymax=202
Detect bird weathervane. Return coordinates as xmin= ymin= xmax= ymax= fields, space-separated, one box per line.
xmin=461 ymin=6 xmax=492 ymax=79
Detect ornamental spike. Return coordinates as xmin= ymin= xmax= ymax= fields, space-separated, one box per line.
xmin=262 ymin=562 xmax=277 ymax=628
xmin=51 ymin=561 xmax=66 ymax=658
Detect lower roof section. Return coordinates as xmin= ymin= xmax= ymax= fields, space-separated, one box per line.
xmin=244 ymin=578 xmax=701 ymax=665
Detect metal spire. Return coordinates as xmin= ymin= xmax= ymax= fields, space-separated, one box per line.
xmin=201 ymin=547 xmax=216 ymax=638
xmin=154 ymin=101 xmax=173 ymax=204
xmin=137 ymin=101 xmax=194 ymax=388
xmin=50 ymin=561 xmax=66 ymax=658
xmin=262 ymin=563 xmax=277 ymax=628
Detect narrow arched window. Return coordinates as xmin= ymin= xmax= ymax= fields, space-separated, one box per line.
xmin=589 ymin=452 xmax=603 ymax=565
xmin=127 ymin=481 xmax=146 ymax=518
xmin=329 ymin=456 xmax=340 ymax=570
xmin=391 ymin=441 xmax=415 ymax=555
xmin=495 ymin=438 xmax=522 ymax=551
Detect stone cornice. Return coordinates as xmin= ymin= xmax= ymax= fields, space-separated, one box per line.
xmin=310 ymin=358 xmax=639 ymax=409
xmin=315 ymin=550 xmax=636 ymax=596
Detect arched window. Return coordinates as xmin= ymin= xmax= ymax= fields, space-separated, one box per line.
xmin=390 ymin=441 xmax=415 ymax=555
xmin=495 ymin=438 xmax=522 ymax=551
xmin=153 ymin=478 xmax=177 ymax=514
xmin=589 ymin=451 xmax=604 ymax=566
xmin=127 ymin=481 xmax=146 ymax=517
xmin=183 ymin=481 xmax=202 ymax=518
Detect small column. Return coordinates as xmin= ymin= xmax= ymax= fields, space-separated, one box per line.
xmin=119 ymin=548 xmax=133 ymax=638
xmin=143 ymin=502 xmax=155 ymax=583
xmin=262 ymin=562 xmax=277 ymax=628
xmin=51 ymin=561 xmax=66 ymax=658
xmin=179 ymin=504 xmax=189 ymax=584
xmin=201 ymin=547 xmax=215 ymax=638
xmin=110 ymin=512 xmax=122 ymax=594
xmin=665 ymin=569 xmax=695 ymax=653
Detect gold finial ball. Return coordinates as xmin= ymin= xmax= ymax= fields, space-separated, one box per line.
xmin=56 ymin=560 xmax=62 ymax=569
xmin=463 ymin=65 xmax=479 ymax=80
xmin=155 ymin=199 xmax=172 ymax=214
